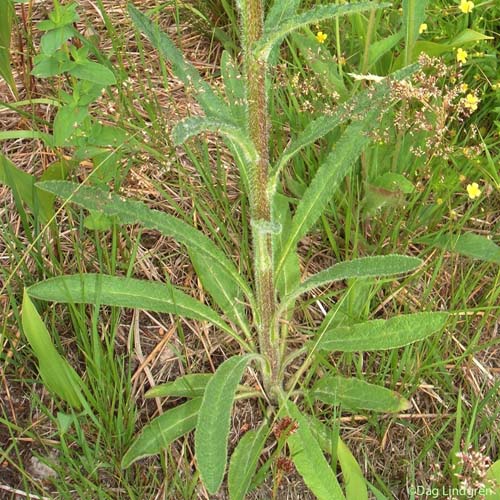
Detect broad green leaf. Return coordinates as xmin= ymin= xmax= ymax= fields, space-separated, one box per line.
xmin=402 ymin=0 xmax=429 ymax=64
xmin=53 ymin=104 xmax=89 ymax=146
xmin=83 ymin=211 xmax=113 ymax=231
xmin=450 ymin=29 xmax=493 ymax=46
xmin=128 ymin=4 xmax=230 ymax=122
xmin=188 ymin=250 xmax=251 ymax=336
xmin=255 ymin=2 xmax=390 ymax=61
xmin=312 ymin=375 xmax=410 ymax=413
xmin=172 ymin=117 xmax=257 ymax=164
xmin=0 ymin=152 xmax=36 ymax=211
xmin=27 ymin=274 xmax=237 ymax=341
xmin=32 ymin=51 xmax=73 ymax=78
xmin=283 ymin=401 xmax=345 ymax=500
xmin=0 ymin=0 xmax=17 ymax=96
xmin=145 ymin=374 xmax=212 ymax=399
xmin=35 ymin=181 xmax=253 ymax=299
xmin=425 ymin=232 xmax=500 ymax=264
xmin=486 ymin=460 xmax=500 ymax=500
xmin=315 ymin=312 xmax=448 ymax=352
xmin=269 ymin=65 xmax=416 ymax=194
xmin=281 ymin=255 xmax=422 ymax=311
xmin=40 ymin=25 xmax=75 ymax=55
xmin=368 ymin=31 xmax=404 ymax=68
xmin=228 ymin=423 xmax=269 ymax=500
xmin=21 ymin=291 xmax=86 ymax=409
xmin=121 ymin=398 xmax=201 ymax=468
xmin=67 ymin=60 xmax=116 ymax=86
xmin=195 ymin=354 xmax=258 ymax=494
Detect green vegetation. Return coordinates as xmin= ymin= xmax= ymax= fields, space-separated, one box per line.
xmin=1 ymin=0 xmax=499 ymax=498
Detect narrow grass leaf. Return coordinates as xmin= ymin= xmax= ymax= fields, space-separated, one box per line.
xmin=0 ymin=0 xmax=17 ymax=96
xmin=228 ymin=423 xmax=269 ymax=500
xmin=312 ymin=375 xmax=410 ymax=413
xmin=36 ymin=181 xmax=252 ymax=299
xmin=27 ymin=274 xmax=236 ymax=340
xmin=402 ymin=0 xmax=429 ymax=64
xmin=282 ymin=255 xmax=422 ymax=309
xmin=21 ymin=291 xmax=86 ymax=410
xmin=256 ymin=2 xmax=390 ymax=61
xmin=121 ymin=398 xmax=201 ymax=468
xmin=425 ymin=232 xmax=500 ymax=264
xmin=368 ymin=31 xmax=404 ymax=68
xmin=145 ymin=374 xmax=212 ymax=399
xmin=196 ymin=354 xmax=258 ymax=494
xmin=315 ymin=312 xmax=448 ymax=352
xmin=284 ymin=401 xmax=345 ymax=500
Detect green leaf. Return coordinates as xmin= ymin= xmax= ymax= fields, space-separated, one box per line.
xmin=282 ymin=255 xmax=422 ymax=311
xmin=67 ymin=60 xmax=116 ymax=86
xmin=195 ymin=354 xmax=258 ymax=494
xmin=145 ymin=374 xmax=213 ymax=399
xmin=188 ymin=250 xmax=250 ymax=336
xmin=53 ymin=104 xmax=89 ymax=146
xmin=402 ymin=0 xmax=429 ymax=64
xmin=83 ymin=212 xmax=113 ymax=231
xmin=27 ymin=274 xmax=237 ymax=340
xmin=314 ymin=312 xmax=448 ymax=352
xmin=0 ymin=0 xmax=17 ymax=96
xmin=21 ymin=291 xmax=87 ymax=409
xmin=172 ymin=117 xmax=256 ymax=164
xmin=312 ymin=375 xmax=410 ymax=413
xmin=0 ymin=152 xmax=36 ymax=212
xmin=32 ymin=51 xmax=72 ymax=78
xmin=220 ymin=51 xmax=246 ymax=125
xmin=121 ymin=398 xmax=201 ymax=468
xmin=228 ymin=423 xmax=269 ymax=500
xmin=283 ymin=401 xmax=346 ymax=500
xmin=128 ymin=4 xmax=230 ymax=121
xmin=255 ymin=2 xmax=390 ymax=61
xmin=450 ymin=29 xmax=493 ymax=46
xmin=35 ymin=181 xmax=253 ymax=300
xmin=486 ymin=460 xmax=500 ymax=500
xmin=40 ymin=25 xmax=76 ymax=55
xmin=425 ymin=232 xmax=500 ymax=264
xmin=368 ymin=31 xmax=404 ymax=68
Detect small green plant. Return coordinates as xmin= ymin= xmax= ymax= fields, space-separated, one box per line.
xmin=21 ymin=2 xmax=452 ymax=497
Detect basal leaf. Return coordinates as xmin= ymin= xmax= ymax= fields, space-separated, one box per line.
xmin=36 ymin=181 xmax=253 ymax=300
xmin=121 ymin=398 xmax=201 ymax=468
xmin=312 ymin=375 xmax=410 ymax=413
xmin=281 ymin=255 xmax=422 ymax=311
xmin=195 ymin=354 xmax=258 ymax=494
xmin=27 ymin=274 xmax=237 ymax=341
xmin=283 ymin=400 xmax=345 ymax=500
xmin=145 ymin=374 xmax=213 ymax=399
xmin=228 ymin=423 xmax=269 ymax=500
xmin=256 ymin=2 xmax=390 ymax=61
xmin=21 ymin=291 xmax=87 ymax=409
xmin=315 ymin=312 xmax=448 ymax=352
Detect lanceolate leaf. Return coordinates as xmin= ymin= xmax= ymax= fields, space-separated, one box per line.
xmin=228 ymin=423 xmax=269 ymax=500
xmin=0 ymin=0 xmax=17 ymax=96
xmin=312 ymin=375 xmax=410 ymax=413
xmin=195 ymin=354 xmax=258 ymax=494
xmin=145 ymin=374 xmax=213 ymax=399
xmin=255 ymin=2 xmax=390 ymax=61
xmin=314 ymin=312 xmax=448 ymax=352
xmin=283 ymin=401 xmax=345 ymax=500
xmin=128 ymin=4 xmax=230 ymax=122
xmin=36 ymin=181 xmax=253 ymax=300
xmin=402 ymin=0 xmax=429 ymax=64
xmin=27 ymin=274 xmax=240 ymax=343
xmin=121 ymin=398 xmax=201 ymax=468
xmin=189 ymin=250 xmax=251 ymax=337
xmin=21 ymin=291 xmax=87 ymax=409
xmin=172 ymin=117 xmax=258 ymax=165
xmin=281 ymin=255 xmax=422 ymax=310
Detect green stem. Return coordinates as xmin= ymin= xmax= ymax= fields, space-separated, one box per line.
xmin=241 ymin=0 xmax=281 ymax=399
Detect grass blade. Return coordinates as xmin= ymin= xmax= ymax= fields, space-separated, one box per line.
xmin=312 ymin=375 xmax=410 ymax=413
xmin=21 ymin=291 xmax=87 ymax=410
xmin=121 ymin=398 xmax=201 ymax=468
xmin=195 ymin=354 xmax=258 ymax=494
xmin=145 ymin=374 xmax=213 ymax=399
xmin=283 ymin=400 xmax=346 ymax=500
xmin=36 ymin=180 xmax=253 ymax=301
xmin=228 ymin=422 xmax=269 ymax=500
xmin=402 ymin=0 xmax=429 ymax=65
xmin=0 ymin=0 xmax=17 ymax=96
xmin=27 ymin=274 xmax=239 ymax=343
xmin=314 ymin=312 xmax=448 ymax=352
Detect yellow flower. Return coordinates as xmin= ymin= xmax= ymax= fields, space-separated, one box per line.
xmin=464 ymin=93 xmax=479 ymax=111
xmin=466 ymin=182 xmax=481 ymax=199
xmin=437 ymin=198 xmax=443 ymax=205
xmin=460 ymin=83 xmax=468 ymax=93
xmin=459 ymin=174 xmax=466 ymax=182
xmin=459 ymin=0 xmax=474 ymax=13
xmin=316 ymin=31 xmax=328 ymax=44
xmin=419 ymin=23 xmax=428 ymax=34
xmin=456 ymin=48 xmax=468 ymax=64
